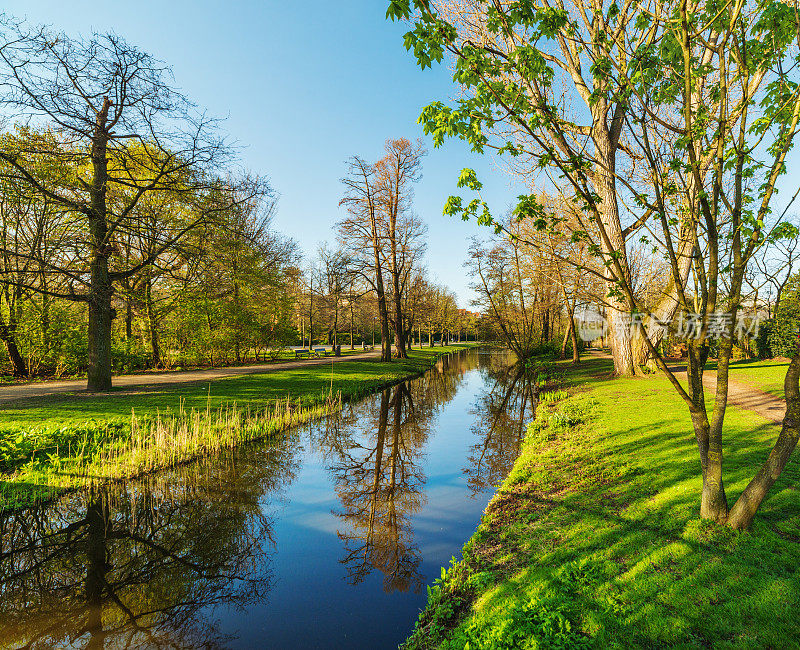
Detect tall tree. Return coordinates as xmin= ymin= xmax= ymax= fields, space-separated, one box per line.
xmin=375 ymin=138 xmax=427 ymax=358
xmin=390 ymin=0 xmax=800 ymax=527
xmin=0 ymin=24 xmax=251 ymax=390
xmin=339 ymin=157 xmax=393 ymax=361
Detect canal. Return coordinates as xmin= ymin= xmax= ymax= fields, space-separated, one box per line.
xmin=0 ymin=348 xmax=536 ymax=649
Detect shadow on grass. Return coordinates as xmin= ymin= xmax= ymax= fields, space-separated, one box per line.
xmin=431 ymin=353 xmax=800 ymax=647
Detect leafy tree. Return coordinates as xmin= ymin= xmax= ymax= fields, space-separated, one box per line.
xmin=390 ymin=0 xmax=800 ymax=528
xmin=0 ymin=23 xmax=257 ymax=390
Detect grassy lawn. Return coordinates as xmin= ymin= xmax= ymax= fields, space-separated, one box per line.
xmin=1 ymin=346 xmax=474 ymax=428
xmin=0 ymin=345 xmax=373 ymax=385
xmin=0 ymin=344 xmax=476 ymax=511
xmin=406 ymin=355 xmax=800 ymax=648
xmin=724 ymin=357 xmax=790 ymax=399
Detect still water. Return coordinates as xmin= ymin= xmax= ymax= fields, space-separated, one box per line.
xmin=0 ymin=349 xmax=537 ymax=649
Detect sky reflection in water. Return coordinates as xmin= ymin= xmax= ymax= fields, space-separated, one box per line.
xmin=0 ymin=349 xmax=539 ymax=649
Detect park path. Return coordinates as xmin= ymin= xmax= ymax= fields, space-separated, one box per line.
xmin=0 ymin=350 xmax=382 ymax=405
xmin=696 ymin=372 xmax=784 ymax=424
xmin=585 ymin=349 xmax=785 ymax=424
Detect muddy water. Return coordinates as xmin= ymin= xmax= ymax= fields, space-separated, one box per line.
xmin=0 ymin=348 xmax=537 ymax=649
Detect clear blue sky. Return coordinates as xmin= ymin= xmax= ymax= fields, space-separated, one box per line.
xmin=3 ymin=0 xmax=524 ymax=305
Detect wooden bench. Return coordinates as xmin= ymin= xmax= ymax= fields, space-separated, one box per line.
xmin=313 ymin=347 xmax=330 ymax=358
xmin=294 ymin=349 xmax=311 ymax=359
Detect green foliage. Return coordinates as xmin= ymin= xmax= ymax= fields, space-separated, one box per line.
xmin=0 ymin=420 xmax=126 ymax=474
xmin=768 ymin=275 xmax=800 ymax=358
xmin=538 ymin=389 xmax=568 ymax=404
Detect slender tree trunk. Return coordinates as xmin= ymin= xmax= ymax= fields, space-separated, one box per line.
xmin=560 ymin=325 xmax=570 ymax=359
xmin=728 ymin=351 xmax=800 ymax=528
xmin=125 ymin=300 xmax=133 ymax=341
xmin=570 ymin=318 xmax=580 ymax=364
xmin=349 ymin=300 xmax=355 ymax=349
xmin=369 ymin=235 xmax=391 ymax=362
xmin=40 ymin=294 xmax=51 ymax=360
xmin=542 ymin=307 xmax=550 ymax=343
xmin=146 ymin=282 xmax=161 ymax=369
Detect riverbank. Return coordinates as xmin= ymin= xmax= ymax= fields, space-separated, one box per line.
xmin=0 ymin=344 xmax=477 ymax=512
xmin=405 ymin=355 xmax=800 ymax=648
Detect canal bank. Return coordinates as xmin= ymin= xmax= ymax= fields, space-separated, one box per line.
xmin=403 ymin=354 xmax=800 ymax=648
xmin=0 ymin=344 xmax=479 ymax=513
xmin=0 ymin=346 xmax=535 ymax=648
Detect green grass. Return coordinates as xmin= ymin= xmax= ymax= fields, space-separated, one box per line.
xmin=0 ymin=344 xmax=476 ymax=511
xmin=405 ymin=355 xmax=800 ymax=648
xmin=1 ymin=346 xmax=474 ymax=428
xmin=723 ymin=357 xmax=790 ymax=398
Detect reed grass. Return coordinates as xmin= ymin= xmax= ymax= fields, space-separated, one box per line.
xmin=1 ymin=391 xmax=341 ymax=508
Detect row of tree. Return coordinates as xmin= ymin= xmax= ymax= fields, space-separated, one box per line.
xmin=0 ymin=21 xmax=480 ymax=388
xmin=390 ymin=0 xmax=800 ymax=529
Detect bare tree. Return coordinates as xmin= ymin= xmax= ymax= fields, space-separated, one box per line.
xmin=0 ymin=23 xmax=256 ymax=390
xmin=339 ymin=157 xmax=392 ymax=361
xmin=375 ymin=138 xmax=427 ymax=358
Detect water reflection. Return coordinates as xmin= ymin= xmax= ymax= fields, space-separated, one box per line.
xmin=0 ymin=349 xmax=537 ymax=648
xmin=0 ymin=446 xmax=298 ymax=648
xmin=465 ymin=358 xmax=539 ymax=493
xmin=319 ymin=384 xmax=429 ymax=593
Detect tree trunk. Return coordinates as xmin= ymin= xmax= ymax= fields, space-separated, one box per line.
xmin=728 ymin=352 xmax=800 ymax=529
xmin=594 ymin=128 xmax=635 ymax=376
xmin=87 ymin=98 xmax=114 ymax=392
xmin=87 ymin=268 xmax=114 ymax=391
xmin=559 ymin=325 xmax=570 ymax=359
xmin=570 ymin=318 xmax=580 ymax=364
xmin=349 ymin=301 xmax=355 ymax=350
xmin=542 ymin=307 xmax=550 ymax=343
xmin=0 ymin=320 xmax=27 ymax=377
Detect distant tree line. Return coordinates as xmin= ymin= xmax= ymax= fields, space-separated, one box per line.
xmin=0 ymin=20 xmax=478 ymax=389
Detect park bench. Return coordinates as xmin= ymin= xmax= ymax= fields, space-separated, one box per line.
xmin=313 ymin=347 xmax=330 ymax=357
xmin=294 ymin=349 xmax=311 ymax=359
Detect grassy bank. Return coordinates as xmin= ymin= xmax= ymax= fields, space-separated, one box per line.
xmin=406 ymin=355 xmax=800 ymax=648
xmin=0 ymin=344 xmax=476 ymax=512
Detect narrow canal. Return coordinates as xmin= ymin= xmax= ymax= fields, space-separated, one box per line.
xmin=0 ymin=348 xmax=536 ymax=649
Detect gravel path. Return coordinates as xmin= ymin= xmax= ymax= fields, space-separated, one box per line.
xmin=0 ymin=350 xmax=382 ymax=405
xmin=698 ymin=372 xmax=784 ymax=424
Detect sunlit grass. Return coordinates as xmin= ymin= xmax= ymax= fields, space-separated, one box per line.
xmin=0 ymin=344 xmax=477 ymax=511
xmin=406 ymin=355 xmax=800 ymax=648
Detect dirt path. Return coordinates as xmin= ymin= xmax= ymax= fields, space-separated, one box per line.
xmin=699 ymin=372 xmax=784 ymax=424
xmin=585 ymin=350 xmax=785 ymax=424
xmin=0 ymin=350 xmax=382 ymax=405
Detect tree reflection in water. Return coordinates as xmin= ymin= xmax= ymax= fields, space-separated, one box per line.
xmin=0 ymin=348 xmax=531 ymax=646
xmin=465 ymin=356 xmax=539 ymax=494
xmin=315 ymin=357 xmax=467 ymax=594
xmin=0 ymin=442 xmax=298 ymax=649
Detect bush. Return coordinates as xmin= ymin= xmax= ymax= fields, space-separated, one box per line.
xmin=768 ymin=316 xmax=798 ymax=358
xmin=756 ymin=319 xmax=774 ymax=358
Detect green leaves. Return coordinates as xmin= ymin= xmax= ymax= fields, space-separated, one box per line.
xmin=456 ymin=168 xmax=482 ymax=191
xmin=385 ymin=0 xmax=411 ymax=21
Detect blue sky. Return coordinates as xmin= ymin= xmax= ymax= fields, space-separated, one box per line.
xmin=3 ymin=0 xmax=524 ymax=305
